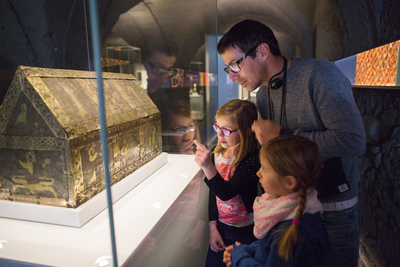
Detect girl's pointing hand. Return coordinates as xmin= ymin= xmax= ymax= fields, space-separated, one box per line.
xmin=194 ymin=140 xmax=217 ymax=179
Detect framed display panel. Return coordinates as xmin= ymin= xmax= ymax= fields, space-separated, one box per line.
xmin=335 ymin=40 xmax=400 ymax=87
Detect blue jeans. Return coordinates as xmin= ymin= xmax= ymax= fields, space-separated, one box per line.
xmin=205 ymin=221 xmax=257 ymax=267
xmin=320 ymin=204 xmax=360 ymax=267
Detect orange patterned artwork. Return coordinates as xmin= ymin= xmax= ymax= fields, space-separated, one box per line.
xmin=355 ymin=40 xmax=399 ymax=86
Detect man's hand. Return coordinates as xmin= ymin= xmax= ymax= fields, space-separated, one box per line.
xmin=251 ymin=120 xmax=281 ymax=145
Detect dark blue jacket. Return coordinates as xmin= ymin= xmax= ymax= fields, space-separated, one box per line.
xmin=231 ymin=212 xmax=330 ymax=267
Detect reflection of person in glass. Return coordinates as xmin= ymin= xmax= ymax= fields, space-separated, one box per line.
xmin=162 ymin=100 xmax=200 ymax=154
xmin=143 ymin=49 xmax=177 ymax=94
xmin=142 ymin=42 xmax=184 ymax=118
xmin=130 ymin=172 xmax=208 ymax=267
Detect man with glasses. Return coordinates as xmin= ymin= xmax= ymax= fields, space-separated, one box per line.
xmin=217 ymin=19 xmax=366 ymax=267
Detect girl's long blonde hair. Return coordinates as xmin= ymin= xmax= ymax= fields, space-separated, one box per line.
xmin=214 ymin=99 xmax=259 ymax=168
xmin=260 ymin=135 xmax=322 ymax=261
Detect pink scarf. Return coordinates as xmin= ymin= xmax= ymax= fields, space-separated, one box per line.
xmin=253 ymin=188 xmax=323 ymax=239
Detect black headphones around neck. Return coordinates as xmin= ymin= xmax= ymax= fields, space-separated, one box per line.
xmin=268 ymin=57 xmax=287 ymax=90
xmin=267 ymin=56 xmax=288 ymax=127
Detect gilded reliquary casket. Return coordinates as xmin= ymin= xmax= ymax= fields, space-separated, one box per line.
xmin=0 ymin=66 xmax=161 ymax=208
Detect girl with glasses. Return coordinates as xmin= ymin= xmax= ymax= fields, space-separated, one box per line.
xmin=194 ymin=99 xmax=260 ymax=267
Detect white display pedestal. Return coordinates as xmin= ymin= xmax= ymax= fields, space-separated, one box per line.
xmin=0 ymin=153 xmax=168 ymax=227
xmin=0 ymin=154 xmax=203 ymax=267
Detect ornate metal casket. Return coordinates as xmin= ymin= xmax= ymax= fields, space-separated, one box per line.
xmin=0 ymin=66 xmax=161 ymax=208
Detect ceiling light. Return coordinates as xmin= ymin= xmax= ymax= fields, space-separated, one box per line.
xmin=94 ymin=255 xmax=112 ymax=267
xmin=152 ymin=202 xmax=165 ymax=208
xmin=0 ymin=240 xmax=7 ymax=249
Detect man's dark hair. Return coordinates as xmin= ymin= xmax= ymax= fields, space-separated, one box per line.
xmin=143 ymin=39 xmax=179 ymax=62
xmin=217 ymin=19 xmax=281 ymax=58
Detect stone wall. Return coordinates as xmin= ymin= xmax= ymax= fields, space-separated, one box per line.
xmin=325 ymin=0 xmax=400 ymax=60
xmin=353 ymin=87 xmax=400 ymax=267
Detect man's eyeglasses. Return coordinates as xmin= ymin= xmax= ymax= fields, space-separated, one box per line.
xmin=171 ymin=124 xmax=196 ymax=135
xmin=213 ymin=123 xmax=237 ymax=137
xmin=148 ymin=61 xmax=177 ymax=78
xmin=223 ymin=44 xmax=259 ymax=74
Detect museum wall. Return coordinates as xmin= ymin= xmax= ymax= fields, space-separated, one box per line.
xmin=353 ymin=88 xmax=400 ymax=267
xmin=319 ymin=2 xmax=400 ymax=264
xmin=0 ymin=0 xmax=140 ymax=103
xmin=314 ymin=0 xmax=344 ymax=61
xmin=314 ymin=0 xmax=400 ymax=61
xmin=1 ymin=0 xmax=400 ymax=102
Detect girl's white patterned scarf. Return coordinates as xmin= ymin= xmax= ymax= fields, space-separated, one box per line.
xmin=253 ymin=188 xmax=323 ymax=239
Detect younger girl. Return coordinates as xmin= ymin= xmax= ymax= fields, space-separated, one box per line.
xmin=194 ymin=99 xmax=260 ymax=267
xmin=223 ymin=135 xmax=331 ymax=267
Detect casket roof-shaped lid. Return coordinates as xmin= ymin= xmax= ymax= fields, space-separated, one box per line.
xmin=1 ymin=66 xmax=159 ymax=139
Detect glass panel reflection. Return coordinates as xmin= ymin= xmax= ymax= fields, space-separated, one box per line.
xmin=124 ymin=172 xmax=209 ymax=267
xmin=104 ymin=0 xmax=219 ymax=154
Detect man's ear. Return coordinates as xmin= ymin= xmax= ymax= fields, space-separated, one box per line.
xmin=284 ymin=175 xmax=298 ymax=191
xmin=258 ymin=43 xmax=271 ymax=59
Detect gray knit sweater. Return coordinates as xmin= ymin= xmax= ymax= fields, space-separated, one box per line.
xmin=256 ymin=57 xmax=366 ymax=203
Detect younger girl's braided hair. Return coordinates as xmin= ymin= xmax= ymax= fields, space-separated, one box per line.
xmin=260 ymin=135 xmax=323 ymax=261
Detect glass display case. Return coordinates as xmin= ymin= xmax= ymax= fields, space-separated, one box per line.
xmin=104 ymin=46 xmax=145 ymax=87
xmin=0 ymin=0 xmax=218 ymax=266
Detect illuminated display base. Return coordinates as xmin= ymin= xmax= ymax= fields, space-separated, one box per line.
xmin=0 ymin=154 xmax=204 ymax=266
xmin=0 ymin=153 xmax=168 ymax=227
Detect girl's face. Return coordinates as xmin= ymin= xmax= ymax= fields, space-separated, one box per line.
xmin=215 ymin=115 xmax=240 ymax=150
xmin=171 ymin=114 xmax=196 ymax=152
xmin=257 ymin=155 xmax=292 ymax=196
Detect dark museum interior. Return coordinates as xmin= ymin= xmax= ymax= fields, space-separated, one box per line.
xmin=0 ymin=0 xmax=400 ymax=266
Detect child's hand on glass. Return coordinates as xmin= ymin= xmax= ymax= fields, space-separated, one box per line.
xmin=194 ymin=140 xmax=211 ymax=167
xmin=194 ymin=140 xmax=217 ymax=178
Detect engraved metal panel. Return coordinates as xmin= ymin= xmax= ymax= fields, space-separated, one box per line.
xmin=0 ymin=66 xmax=161 ymax=208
